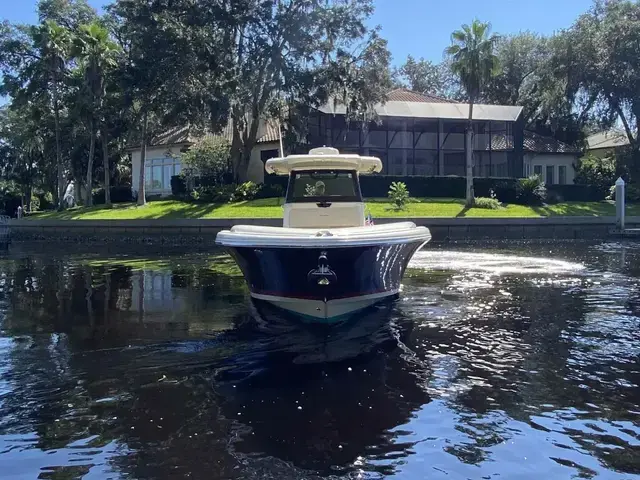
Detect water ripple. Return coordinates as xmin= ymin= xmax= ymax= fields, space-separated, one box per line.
xmin=0 ymin=243 xmax=639 ymax=478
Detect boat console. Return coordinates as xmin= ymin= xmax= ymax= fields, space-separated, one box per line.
xmin=215 ymin=147 xmax=431 ymax=323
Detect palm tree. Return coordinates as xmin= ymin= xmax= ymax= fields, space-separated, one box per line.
xmin=41 ymin=20 xmax=71 ymax=210
xmin=74 ymin=22 xmax=120 ymax=207
xmin=445 ymin=20 xmax=500 ymax=206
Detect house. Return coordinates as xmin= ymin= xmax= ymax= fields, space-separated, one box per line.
xmin=585 ymin=130 xmax=630 ymax=159
xmin=305 ymin=88 xmax=525 ymax=178
xmin=522 ymin=131 xmax=580 ymax=185
xmin=129 ymin=88 xmax=580 ymax=196
xmin=130 ymin=121 xmax=282 ymax=197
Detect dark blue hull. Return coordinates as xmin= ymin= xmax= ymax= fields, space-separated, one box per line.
xmin=225 ymin=240 xmax=426 ymax=322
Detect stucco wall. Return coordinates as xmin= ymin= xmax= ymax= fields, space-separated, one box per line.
xmin=247 ymin=142 xmax=281 ymax=184
xmin=524 ymin=153 xmax=578 ymax=184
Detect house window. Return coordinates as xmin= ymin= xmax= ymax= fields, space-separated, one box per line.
xmin=558 ymin=165 xmax=567 ymax=185
xmin=524 ymin=162 xmax=530 ymax=177
xmin=145 ymin=157 xmax=181 ymax=191
xmin=546 ymin=165 xmax=554 ymax=185
xmin=533 ymin=165 xmax=542 ymax=178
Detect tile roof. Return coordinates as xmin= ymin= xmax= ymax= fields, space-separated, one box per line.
xmin=523 ymin=131 xmax=579 ymax=154
xmin=148 ymin=120 xmax=281 ymax=148
xmin=485 ymin=131 xmax=579 ymax=153
xmin=149 ymin=125 xmax=191 ymax=146
xmin=586 ymin=130 xmax=630 ymax=150
xmin=484 ymin=134 xmax=514 ymax=151
xmin=387 ymin=88 xmax=456 ymax=104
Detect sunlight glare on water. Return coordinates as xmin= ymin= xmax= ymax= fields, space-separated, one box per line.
xmin=408 ymin=249 xmax=586 ymax=275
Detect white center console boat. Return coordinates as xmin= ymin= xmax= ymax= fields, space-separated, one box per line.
xmin=215 ymin=147 xmax=431 ymax=323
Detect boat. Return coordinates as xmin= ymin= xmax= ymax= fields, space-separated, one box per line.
xmin=215 ymin=147 xmax=431 ymax=323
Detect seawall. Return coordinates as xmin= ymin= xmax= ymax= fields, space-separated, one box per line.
xmin=6 ymin=216 xmax=636 ymax=245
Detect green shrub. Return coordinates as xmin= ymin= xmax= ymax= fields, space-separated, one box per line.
xmin=361 ymin=175 xmax=465 ymax=198
xmin=211 ymin=174 xmax=523 ymax=201
xmin=255 ymin=183 xmax=283 ymax=199
xmin=473 ymin=196 xmax=502 ymax=210
xmin=626 ymin=185 xmax=640 ymax=202
xmin=177 ymin=172 xmax=609 ymax=206
xmin=176 ymin=176 xmax=283 ymax=201
xmin=575 ymin=154 xmax=616 ymax=192
xmin=482 ymin=180 xmax=522 ymax=204
xmin=608 ymin=183 xmax=640 ymax=203
xmin=36 ymin=191 xmax=54 ymax=210
xmin=388 ymin=181 xmax=410 ymax=210
xmin=518 ymin=175 xmax=546 ymax=205
xmin=547 ymin=184 xmax=607 ymax=202
xmin=181 ymin=136 xmax=232 ymax=186
xmin=233 ymin=181 xmax=260 ymax=201
xmin=29 ymin=194 xmax=40 ymax=212
xmin=191 ymin=184 xmax=237 ymax=203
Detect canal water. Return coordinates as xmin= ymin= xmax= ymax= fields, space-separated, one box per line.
xmin=0 ymin=241 xmax=638 ymax=479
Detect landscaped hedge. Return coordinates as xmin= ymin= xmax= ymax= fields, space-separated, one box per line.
xmin=171 ymin=174 xmax=235 ymax=197
xmin=172 ymin=175 xmax=285 ymax=201
xmin=178 ymin=174 xmax=610 ymax=204
xmin=92 ymin=185 xmax=134 ymax=204
xmin=546 ymin=184 xmax=608 ymax=202
xmin=267 ymin=174 xmax=524 ymax=201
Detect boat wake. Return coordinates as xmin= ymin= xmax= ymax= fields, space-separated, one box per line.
xmin=408 ymin=250 xmax=585 ymax=275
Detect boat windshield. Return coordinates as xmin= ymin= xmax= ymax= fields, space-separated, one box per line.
xmin=286 ymin=170 xmax=362 ymax=203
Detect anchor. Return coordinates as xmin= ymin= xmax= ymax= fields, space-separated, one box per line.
xmin=307 ymin=251 xmax=337 ymax=286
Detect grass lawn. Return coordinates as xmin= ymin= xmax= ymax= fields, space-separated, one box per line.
xmin=26 ymin=197 xmax=637 ymax=220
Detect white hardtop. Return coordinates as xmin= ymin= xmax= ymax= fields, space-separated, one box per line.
xmin=265 ymin=147 xmax=383 ymax=175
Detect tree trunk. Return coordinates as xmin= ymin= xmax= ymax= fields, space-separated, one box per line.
xmin=85 ymin=117 xmax=96 ymax=207
xmin=138 ymin=111 xmax=148 ymax=206
xmin=74 ymin=178 xmax=82 ymax=206
xmin=465 ymin=98 xmax=475 ymax=207
xmin=102 ymin=126 xmax=111 ymax=206
xmin=235 ymin=147 xmax=253 ymax=183
xmin=53 ymin=81 xmax=64 ymax=210
xmin=26 ymin=184 xmax=32 ymax=212
xmin=25 ymin=160 xmax=33 ymax=212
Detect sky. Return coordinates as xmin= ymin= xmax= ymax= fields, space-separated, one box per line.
xmin=2 ymin=0 xmax=594 ymax=66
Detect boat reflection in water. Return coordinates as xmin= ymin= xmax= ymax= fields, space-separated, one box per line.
xmin=210 ymin=300 xmax=429 ymax=476
xmin=227 ymin=296 xmax=411 ymax=367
